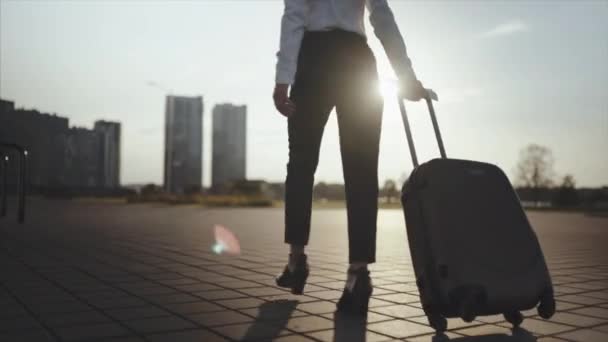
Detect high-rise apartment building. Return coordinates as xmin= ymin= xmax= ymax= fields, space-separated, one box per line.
xmin=164 ymin=95 xmax=203 ymax=193
xmin=94 ymin=120 xmax=121 ymax=188
xmin=212 ymin=104 xmax=246 ymax=189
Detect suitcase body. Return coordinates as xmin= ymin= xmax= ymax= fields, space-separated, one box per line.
xmin=397 ymin=95 xmax=555 ymax=332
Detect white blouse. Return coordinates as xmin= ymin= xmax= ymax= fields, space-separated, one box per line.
xmin=276 ymin=0 xmax=418 ymax=85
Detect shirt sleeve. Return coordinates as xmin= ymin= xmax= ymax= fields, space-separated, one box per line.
xmin=366 ymin=0 xmax=417 ymax=83
xmin=276 ymin=0 xmax=309 ymax=85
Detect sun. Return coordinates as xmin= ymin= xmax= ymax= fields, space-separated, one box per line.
xmin=378 ymin=78 xmax=399 ymax=99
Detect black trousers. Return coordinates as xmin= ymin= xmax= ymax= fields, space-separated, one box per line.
xmin=285 ymin=29 xmax=383 ymax=263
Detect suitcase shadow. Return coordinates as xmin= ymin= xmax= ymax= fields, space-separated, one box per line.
xmin=436 ymin=327 xmax=537 ymax=342
xmin=333 ymin=311 xmax=368 ymax=342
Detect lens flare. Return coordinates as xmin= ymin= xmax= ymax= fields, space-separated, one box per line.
xmin=212 ymin=224 xmax=241 ymax=255
xmin=212 ymin=243 xmax=224 ymax=254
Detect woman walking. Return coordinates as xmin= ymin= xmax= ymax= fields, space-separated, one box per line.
xmin=273 ymin=0 xmax=426 ymax=315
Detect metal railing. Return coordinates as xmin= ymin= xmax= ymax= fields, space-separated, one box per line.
xmin=0 ymin=142 xmax=28 ymax=223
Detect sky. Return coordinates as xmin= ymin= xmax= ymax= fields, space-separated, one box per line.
xmin=1 ymin=0 xmax=607 ymax=187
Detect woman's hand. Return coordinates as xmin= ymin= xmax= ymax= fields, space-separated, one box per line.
xmin=400 ymin=79 xmax=427 ymax=102
xmin=273 ymin=83 xmax=296 ymax=117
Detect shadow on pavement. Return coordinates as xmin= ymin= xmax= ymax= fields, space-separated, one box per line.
xmin=242 ymin=300 xmax=298 ymax=340
xmin=333 ymin=311 xmax=367 ymax=342
xmin=439 ymin=328 xmax=537 ymax=342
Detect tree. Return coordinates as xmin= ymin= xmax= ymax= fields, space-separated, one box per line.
xmin=553 ymin=174 xmax=579 ymax=208
xmin=516 ymin=144 xmax=555 ymax=204
xmin=382 ymin=179 xmax=398 ymax=203
xmin=140 ymin=183 xmax=161 ymax=196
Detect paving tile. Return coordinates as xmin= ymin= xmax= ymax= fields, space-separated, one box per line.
xmin=475 ymin=314 xmax=507 ymax=323
xmin=286 ymin=315 xmax=335 ymax=333
xmin=100 ymin=337 xmax=147 ymax=342
xmin=548 ymin=311 xmax=607 ymax=327
xmin=123 ymin=315 xmax=196 ymax=334
xmin=297 ymin=301 xmax=338 ymax=314
xmin=273 ymin=334 xmax=317 ymax=341
xmin=162 ymin=300 xmax=225 ymax=314
xmin=174 ymin=282 xmax=223 ymax=292
xmin=195 ymin=289 xmax=247 ymax=300
xmin=498 ymin=318 xmax=575 ymax=335
xmin=376 ymin=283 xmax=418 ymax=292
xmin=408 ymin=316 xmax=486 ymax=331
xmin=557 ymin=328 xmax=608 ymax=342
xmin=455 ymin=324 xmax=512 ymax=336
xmin=215 ymin=297 xmax=266 ymax=309
xmin=149 ymin=293 xmax=200 ymax=304
xmin=582 ymin=291 xmax=608 ymax=300
xmin=0 ymin=299 xmax=28 ymax=317
xmin=40 ymin=310 xmax=112 ymax=327
xmin=0 ymin=314 xmax=43 ymax=332
xmin=0 ymin=329 xmax=56 ymax=342
xmin=306 ymin=290 xmax=343 ymax=300
xmin=374 ymin=293 xmax=420 ymax=304
xmin=405 ymin=331 xmax=464 ymax=342
xmin=212 ymin=321 xmax=291 ymax=340
xmin=570 ymin=306 xmax=608 ymax=319
xmin=594 ymin=323 xmax=608 ymax=333
xmin=261 ymin=293 xmax=320 ymax=303
xmin=30 ymin=300 xmax=92 ymax=314
xmin=369 ymin=298 xmax=398 ymax=308
xmin=145 ymin=328 xmax=227 ymax=342
xmin=105 ymin=306 xmax=172 ymax=321
xmin=307 ymin=328 xmax=391 ymax=342
xmin=558 ymin=294 xmax=605 ymax=305
xmin=126 ymin=286 xmax=177 ymax=296
xmin=53 ymin=322 xmax=130 ymax=341
xmin=215 ymin=280 xmax=261 ymax=289
xmin=555 ymin=300 xmax=585 ymax=311
xmin=239 ymin=308 xmax=308 ymax=321
xmin=367 ymin=319 xmax=435 ymax=338
xmin=370 ymin=304 xmax=424 ymax=318
xmin=239 ymin=286 xmax=286 ymax=297
xmin=86 ymin=296 xmax=149 ymax=309
xmin=189 ymin=310 xmax=253 ymax=326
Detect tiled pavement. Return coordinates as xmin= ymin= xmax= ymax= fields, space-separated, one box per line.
xmin=1 ymin=199 xmax=607 ymax=341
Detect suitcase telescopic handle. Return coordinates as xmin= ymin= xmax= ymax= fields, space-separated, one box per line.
xmin=397 ymin=89 xmax=446 ymax=168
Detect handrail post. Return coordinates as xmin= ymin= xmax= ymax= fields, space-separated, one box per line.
xmin=0 ymin=142 xmax=28 ymax=224
xmin=1 ymin=154 xmax=7 ymax=218
xmin=18 ymin=150 xmax=27 ymax=223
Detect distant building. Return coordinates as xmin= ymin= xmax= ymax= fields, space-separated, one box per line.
xmin=64 ymin=127 xmax=102 ymax=187
xmin=212 ymin=104 xmax=247 ymax=189
xmin=0 ymin=103 xmax=70 ymax=188
xmin=0 ymin=99 xmax=15 ymax=113
xmin=164 ymin=95 xmax=203 ymax=193
xmin=0 ymin=97 xmax=123 ymax=193
xmin=94 ymin=121 xmax=121 ymax=188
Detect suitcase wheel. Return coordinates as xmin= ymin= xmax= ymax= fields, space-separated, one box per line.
xmin=538 ymin=292 xmax=556 ymax=319
xmin=459 ymin=297 xmax=477 ymax=323
xmin=504 ymin=311 xmax=524 ymax=328
xmin=427 ymin=313 xmax=447 ymax=333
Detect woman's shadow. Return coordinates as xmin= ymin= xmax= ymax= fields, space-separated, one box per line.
xmin=241 ymin=300 xmax=299 ymax=341
xmin=244 ymin=301 xmax=537 ymax=342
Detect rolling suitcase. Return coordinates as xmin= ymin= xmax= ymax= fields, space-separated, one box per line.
xmin=398 ymin=93 xmax=556 ymax=333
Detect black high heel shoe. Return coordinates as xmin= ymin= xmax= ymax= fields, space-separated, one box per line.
xmin=336 ymin=268 xmax=373 ymax=315
xmin=275 ymin=254 xmax=309 ymax=295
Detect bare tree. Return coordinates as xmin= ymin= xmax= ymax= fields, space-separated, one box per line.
xmin=553 ymin=174 xmax=579 ymax=207
xmin=516 ymin=144 xmax=555 ymax=204
xmin=516 ymin=144 xmax=555 ymax=188
xmin=382 ymin=179 xmax=398 ymax=203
